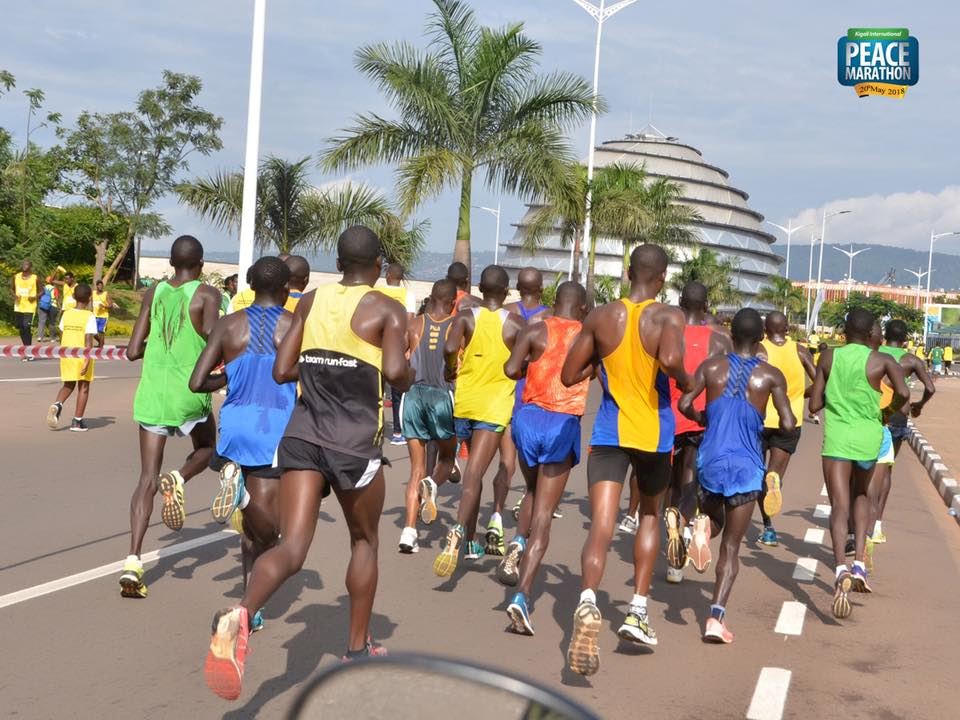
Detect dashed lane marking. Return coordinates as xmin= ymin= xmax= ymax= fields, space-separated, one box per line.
xmin=746 ymin=667 xmax=792 ymax=720
xmin=0 ymin=375 xmax=109 ymax=383
xmin=774 ymin=601 xmax=807 ymax=636
xmin=803 ymin=528 xmax=825 ymax=545
xmin=0 ymin=529 xmax=235 ymax=610
xmin=792 ymin=557 xmax=818 ymax=582
xmin=813 ymin=504 xmax=831 ymax=519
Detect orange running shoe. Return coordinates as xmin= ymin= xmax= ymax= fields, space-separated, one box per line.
xmin=688 ymin=514 xmax=712 ymax=573
xmin=205 ymin=607 xmax=249 ymax=701
xmin=703 ymin=617 xmax=734 ymax=644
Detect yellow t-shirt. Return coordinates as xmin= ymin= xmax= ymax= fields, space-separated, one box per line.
xmin=14 ymin=272 xmax=38 ymax=313
xmin=945 ymin=346 xmax=954 ymax=362
xmin=62 ymin=283 xmax=77 ymax=311
xmin=92 ymin=290 xmax=110 ymax=318
xmin=761 ymin=338 xmax=805 ymax=429
xmin=229 ymin=287 xmax=255 ymax=313
xmin=59 ymin=308 xmax=97 ymax=382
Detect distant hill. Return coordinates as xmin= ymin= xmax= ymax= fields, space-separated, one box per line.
xmin=772 ymin=243 xmax=960 ymax=292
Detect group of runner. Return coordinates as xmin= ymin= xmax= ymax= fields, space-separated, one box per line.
xmin=84 ymin=227 xmax=934 ymax=700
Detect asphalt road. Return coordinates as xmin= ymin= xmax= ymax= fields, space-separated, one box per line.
xmin=1 ymin=354 xmax=957 ymax=719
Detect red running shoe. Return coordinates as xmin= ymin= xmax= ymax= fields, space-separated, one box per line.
xmin=205 ymin=607 xmax=249 ymax=701
xmin=703 ymin=617 xmax=734 ymax=644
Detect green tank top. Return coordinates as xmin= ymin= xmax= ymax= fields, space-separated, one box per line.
xmin=878 ymin=345 xmax=907 ymax=362
xmin=822 ymin=343 xmax=882 ymax=461
xmin=133 ymin=280 xmax=212 ymax=426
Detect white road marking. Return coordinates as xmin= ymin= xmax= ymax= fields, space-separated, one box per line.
xmin=746 ymin=667 xmax=792 ymax=720
xmin=792 ymin=557 xmax=818 ymax=582
xmin=820 ymin=483 xmax=828 ymax=497
xmin=0 ymin=530 xmax=235 ymax=610
xmin=803 ymin=528 xmax=825 ymax=545
xmin=0 ymin=375 xmax=108 ymax=383
xmin=813 ymin=504 xmax=831 ymax=519
xmin=774 ymin=601 xmax=807 ymax=636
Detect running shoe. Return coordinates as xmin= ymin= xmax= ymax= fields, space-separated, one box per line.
xmin=618 ymin=512 xmax=639 ymax=534
xmin=485 ymin=516 xmax=505 ymax=556
xmin=398 ymin=526 xmax=419 ymax=554
xmin=762 ymin=471 xmax=783 ymax=517
xmin=204 ymin=606 xmax=249 ymax=701
xmin=70 ymin=418 xmax=88 ymax=432
xmin=341 ymin=640 xmax=388 ymax=661
xmin=448 ymin=458 xmax=462 ymax=485
xmin=506 ymin=592 xmax=535 ymax=636
xmin=759 ymin=527 xmax=779 ymax=547
xmin=832 ymin=571 xmax=853 ymax=619
xmin=511 ymin=493 xmax=525 ymax=522
xmin=390 ymin=433 xmax=405 ymax=446
xmin=872 ymin=529 xmax=887 ymax=544
xmin=418 ymin=477 xmax=438 ymax=524
xmin=158 ymin=471 xmax=186 ymax=531
xmin=844 ymin=537 xmax=856 ymax=557
xmin=118 ymin=557 xmax=148 ymax=598
xmin=553 ymin=507 xmax=563 ymax=519
xmin=688 ymin=514 xmax=712 ymax=573
xmin=497 ymin=540 xmax=524 ymax=586
xmin=567 ymin=601 xmax=602 ymax=676
xmin=851 ymin=565 xmax=873 ymax=594
xmin=46 ymin=402 xmax=62 ymax=429
xmin=433 ymin=525 xmax=463 ymax=577
xmin=250 ymin=610 xmax=265 ymax=634
xmin=664 ymin=507 xmax=687 ymax=570
xmin=666 ymin=566 xmax=683 ymax=584
xmin=229 ymin=508 xmax=245 ymax=536
xmin=212 ymin=461 xmax=245 ymax=524
xmin=703 ymin=617 xmax=734 ymax=644
xmin=464 ymin=540 xmax=485 ymax=561
xmin=617 ymin=606 xmax=658 ymax=646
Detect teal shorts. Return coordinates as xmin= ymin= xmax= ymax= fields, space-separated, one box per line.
xmin=400 ymin=384 xmax=455 ymax=441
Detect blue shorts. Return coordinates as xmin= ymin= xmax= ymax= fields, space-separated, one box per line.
xmin=823 ymin=456 xmax=876 ymax=471
xmin=454 ymin=417 xmax=505 ymax=440
xmin=877 ymin=427 xmax=895 ymax=465
xmin=512 ymin=404 xmax=582 ymax=468
xmin=698 ymin=455 xmax=764 ymax=502
xmin=96 ymin=317 xmax=108 ymax=333
xmin=888 ymin=424 xmax=910 ymax=441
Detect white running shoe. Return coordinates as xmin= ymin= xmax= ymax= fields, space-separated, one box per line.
xmin=398 ymin=526 xmax=419 ymax=554
xmin=618 ymin=513 xmax=639 ymax=534
xmin=666 ymin=566 xmax=683 ymax=584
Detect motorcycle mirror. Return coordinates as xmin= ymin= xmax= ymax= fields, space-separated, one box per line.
xmin=287 ymin=652 xmax=600 ymax=720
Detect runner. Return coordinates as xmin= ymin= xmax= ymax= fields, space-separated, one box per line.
xmin=808 ymin=309 xmax=909 ymax=619
xmin=188 ymin=256 xmax=295 ymax=635
xmin=227 ymin=267 xmax=255 ymax=313
xmin=46 ymin=283 xmax=97 ymax=432
xmin=204 ymin=226 xmax=412 ymax=700
xmin=660 ymin=281 xmax=731 ymax=583
xmin=92 ymin=280 xmax=119 ymax=348
xmin=677 ymin=308 xmax=794 ymax=643
xmin=561 ymin=245 xmax=689 ymax=674
xmin=755 ymin=311 xmax=816 ymax=547
xmin=497 ymin=281 xmax=589 ymax=635
xmin=930 ymin=344 xmax=944 ymax=375
xmin=433 ymin=265 xmax=523 ymax=577
xmin=398 ymin=279 xmax=458 ymax=554
xmin=119 ymin=235 xmax=221 ymax=599
xmin=378 ymin=262 xmax=417 ymax=445
xmin=447 ymin=261 xmax=478 ymax=312
xmin=283 ymin=255 xmax=311 ymax=312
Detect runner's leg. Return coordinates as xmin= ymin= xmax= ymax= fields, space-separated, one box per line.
xmin=677 ymin=443 xmax=700 ymax=522
xmin=712 ymin=500 xmax=753 ymax=608
xmin=432 ymin=437 xmax=457 ymax=486
xmin=179 ymin=416 xmax=216 ymax=482
xmin=581 ymin=481 xmax=623 ymax=591
xmin=404 ymin=439 xmax=427 ymax=529
xmin=824 ymin=458 xmax=853 ymax=567
xmin=632 ymin=489 xmax=667 ymax=597
xmin=517 ymin=460 xmax=572 ymax=596
xmin=456 ymin=428 xmax=503 ymax=542
xmin=55 ymin=381 xmax=75 ymax=405
xmin=515 ymin=457 xmax=538 ymax=539
xmin=626 ymin=471 xmax=641 ymax=518
xmin=129 ymin=428 xmax=167 ymax=556
xmin=492 ymin=427 xmax=516 ymax=516
xmin=851 ymin=463 xmax=874 ymax=563
xmin=242 ymin=475 xmax=280 ymax=553
xmin=75 ymin=380 xmax=90 ymax=418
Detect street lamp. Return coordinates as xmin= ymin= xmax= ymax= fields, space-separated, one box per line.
xmin=472 ymin=202 xmax=502 ymax=266
xmin=570 ymin=0 xmax=639 ymax=283
xmin=765 ymin=219 xmax=812 ymax=279
xmin=832 ymin=244 xmax=870 ymax=297
xmin=904 ymin=267 xmax=928 ymax=310
xmin=923 ymin=229 xmax=960 ymax=346
xmin=807 ymin=208 xmax=852 ymax=328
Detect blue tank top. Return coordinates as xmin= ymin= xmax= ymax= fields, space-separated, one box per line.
xmin=518 ymin=303 xmax=549 ymax=321
xmin=697 ymin=354 xmax=765 ymax=496
xmin=217 ymin=305 xmax=297 ymax=468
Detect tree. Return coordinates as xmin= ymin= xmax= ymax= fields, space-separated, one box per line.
xmin=668 ymin=247 xmax=741 ymax=308
xmin=60 ymin=71 xmax=223 ymax=284
xmin=756 ymin=275 xmax=805 ymax=319
xmin=319 ymin=0 xmax=598 ymax=279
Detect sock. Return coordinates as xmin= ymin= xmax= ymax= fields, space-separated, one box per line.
xmin=874 ymin=520 xmax=882 ymax=535
xmin=73 ymin=417 xmax=83 ymax=421
xmin=630 ymin=594 xmax=648 ymax=611
xmin=710 ymin=604 xmax=725 ymax=621
xmin=54 ymin=401 xmax=63 ymax=409
xmin=126 ymin=554 xmax=141 ymax=566
xmin=239 ymin=489 xmax=251 ymax=510
xmin=853 ymin=560 xmax=866 ymax=572
xmin=682 ymin=526 xmax=692 ymax=543
xmin=490 ymin=511 xmax=502 ymax=526
xmin=847 ymin=532 xmax=855 ymax=541
xmin=580 ymin=589 xmax=597 ymax=605
xmin=835 ymin=564 xmax=848 ymax=578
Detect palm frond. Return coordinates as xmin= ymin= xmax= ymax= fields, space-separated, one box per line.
xmin=174 ymin=169 xmax=244 ymax=233
xmin=298 ymin=182 xmax=393 ymax=253
xmin=494 ymin=71 xmax=600 ymax=135
xmin=395 ymin=147 xmax=462 ymax=216
xmin=426 ymin=0 xmax=478 ymax=86
xmin=377 ymin=215 xmax=428 ymax=270
xmin=319 ymin=115 xmax=437 ymax=172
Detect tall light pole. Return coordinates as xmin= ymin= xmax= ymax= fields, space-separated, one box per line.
xmin=765 ymin=219 xmax=812 ymax=279
xmin=237 ymin=0 xmax=267 ymax=290
xmin=472 ymin=202 xmax=502 ymax=266
xmin=832 ymin=243 xmax=870 ymax=297
xmin=904 ymin=267 xmax=928 ymax=309
xmin=808 ymin=208 xmax=852 ymax=328
xmin=805 ymin=228 xmax=817 ymax=330
xmin=570 ymin=0 xmax=639 ymax=283
xmin=923 ymin=229 xmax=960 ymax=346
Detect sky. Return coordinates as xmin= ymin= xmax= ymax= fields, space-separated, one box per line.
xmin=2 ymin=0 xmax=958 ymax=259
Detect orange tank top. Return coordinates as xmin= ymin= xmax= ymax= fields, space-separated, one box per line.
xmin=522 ymin=316 xmax=588 ymax=415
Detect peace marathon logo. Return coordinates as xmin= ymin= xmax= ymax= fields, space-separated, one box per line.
xmin=838 ymin=28 xmax=918 ymax=99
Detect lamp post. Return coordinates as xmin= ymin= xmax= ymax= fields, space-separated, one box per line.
xmin=923 ymin=229 xmax=960 ymax=346
xmin=570 ymin=0 xmax=639 ymax=283
xmin=805 ymin=228 xmax=817 ymax=329
xmin=832 ymin=243 xmax=870 ymax=297
xmin=807 ymin=208 xmax=852 ymax=328
xmin=904 ymin=267 xmax=928 ymax=310
xmin=472 ymin=202 xmax=502 ymax=266
xmin=765 ymin=219 xmax=812 ymax=279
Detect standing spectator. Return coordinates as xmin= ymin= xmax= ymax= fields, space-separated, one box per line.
xmin=48 ymin=268 xmax=78 ymax=311
xmin=944 ymin=344 xmax=954 ymax=374
xmin=220 ymin=274 xmax=238 ymax=316
xmin=36 ymin=279 xmax=57 ymax=342
xmin=12 ymin=260 xmax=40 ymax=360
xmin=92 ymin=280 xmax=120 ymax=348
xmin=930 ymin=344 xmax=944 ymax=375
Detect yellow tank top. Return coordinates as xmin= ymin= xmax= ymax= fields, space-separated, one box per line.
xmin=92 ymin=290 xmax=110 ymax=318
xmin=14 ymin=273 xmax=37 ymax=313
xmin=454 ymin=307 xmax=516 ymax=426
xmin=62 ymin=283 xmax=77 ymax=310
xmin=761 ymin=338 xmax=805 ymax=428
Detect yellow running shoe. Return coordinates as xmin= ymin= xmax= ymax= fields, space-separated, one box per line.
xmin=865 ymin=537 xmax=875 ymax=573
xmin=762 ymin=471 xmax=783 ymax=517
xmin=229 ymin=508 xmax=245 ymax=536
xmin=872 ymin=529 xmax=887 ymax=544
xmin=118 ymin=557 xmax=148 ymax=598
xmin=433 ymin=525 xmax=463 ymax=577
xmin=567 ymin=601 xmax=602 ymax=676
xmin=158 ymin=471 xmax=186 ymax=531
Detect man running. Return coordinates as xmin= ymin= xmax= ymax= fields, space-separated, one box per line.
xmin=379 ymin=262 xmax=417 ymax=444
xmin=92 ymin=280 xmax=119 ymax=348
xmin=12 ymin=260 xmax=40 ymax=356
xmin=661 ymin=282 xmax=731 ymax=583
xmin=561 ymin=245 xmax=688 ymax=674
xmin=433 ymin=265 xmax=523 ymax=576
xmin=809 ymin=309 xmax=908 ymax=619
xmin=46 ymin=283 xmax=97 ymax=432
xmin=755 ymin=311 xmax=816 ymax=547
xmin=497 ymin=281 xmax=589 ymax=635
xmin=930 ymin=343 xmax=944 ymax=375
xmin=447 ymin=261 xmax=479 ymax=312
xmin=189 ymin=257 xmax=296 ymax=634
xmin=204 ymin=226 xmax=412 ymax=700
xmin=398 ymin=279 xmax=458 ymax=554
xmin=283 ymin=255 xmax=311 ymax=311
xmin=120 ymin=236 xmax=221 ymax=599
xmin=678 ymin=308 xmax=795 ymax=643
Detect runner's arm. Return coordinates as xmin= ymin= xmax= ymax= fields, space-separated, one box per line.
xmin=503 ymin=323 xmax=536 ymax=380
xmin=199 ymin=286 xmax=221 ymax=340
xmin=798 ymin=344 xmax=817 ymax=382
xmin=80 ymin=327 xmax=95 ymax=377
xmin=273 ymin=292 xmax=312 ymax=384
xmin=769 ymin=367 xmax=796 ymax=432
xmin=381 ymin=299 xmax=414 ymax=391
xmin=444 ymin=313 xmax=468 ymax=380
xmin=659 ymin=306 xmax=691 ymax=391
xmin=188 ymin=319 xmax=228 ymax=393
xmin=561 ymin=311 xmax=597 ymax=387
xmin=807 ymin=347 xmax=832 ymax=414
xmin=904 ymin=354 xmax=935 ymax=417
xmin=126 ymin=285 xmax=156 ymax=361
xmin=678 ymin=360 xmax=707 ymax=426
xmin=883 ymin=354 xmax=909 ymax=414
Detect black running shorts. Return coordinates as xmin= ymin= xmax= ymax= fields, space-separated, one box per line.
xmin=277 ymin=436 xmax=383 ymax=497
xmin=762 ymin=427 xmax=801 ymax=456
xmin=673 ymin=430 xmax=704 ymax=454
xmin=209 ymin=451 xmax=281 ymax=480
xmin=587 ymin=445 xmax=672 ymax=496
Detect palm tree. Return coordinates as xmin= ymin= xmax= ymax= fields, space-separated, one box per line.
xmin=668 ymin=247 xmax=741 ymax=308
xmin=176 ymin=155 xmax=420 ymax=262
xmin=319 ymin=0 xmax=599 ymax=279
xmin=756 ymin=275 xmax=804 ymax=319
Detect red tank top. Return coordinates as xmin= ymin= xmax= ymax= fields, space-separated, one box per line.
xmin=522 ymin=317 xmax=588 ymax=415
xmin=670 ymin=324 xmax=713 ymax=434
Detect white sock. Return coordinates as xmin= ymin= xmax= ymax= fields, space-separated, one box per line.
xmin=847 ymin=532 xmax=855 ymax=541
xmin=835 ymin=564 xmax=848 ymax=578
xmin=126 ymin=554 xmax=141 ymax=566
xmin=853 ymin=560 xmax=866 ymax=572
xmin=239 ymin=489 xmax=251 ymax=510
xmin=580 ymin=589 xmax=597 ymax=605
xmin=630 ymin=594 xmax=648 ymax=610
xmin=682 ymin=526 xmax=692 ymax=543
xmin=491 ymin=511 xmax=502 ymax=526
xmin=874 ymin=520 xmax=882 ymax=535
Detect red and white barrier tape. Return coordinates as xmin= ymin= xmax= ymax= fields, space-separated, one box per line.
xmin=0 ymin=345 xmax=128 ymax=360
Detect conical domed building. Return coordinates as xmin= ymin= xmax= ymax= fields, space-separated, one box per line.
xmin=498 ymin=126 xmax=782 ymax=304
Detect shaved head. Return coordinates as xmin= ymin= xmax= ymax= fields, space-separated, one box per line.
xmin=337 ymin=226 xmax=381 ymax=270
xmin=284 ymin=255 xmax=310 ymax=280
xmin=386 ymin=263 xmax=405 ymax=281
xmin=556 ymin=280 xmax=586 ymax=306
xmin=732 ymin=308 xmax=764 ymax=344
xmin=628 ymin=244 xmax=669 ymax=282
xmin=479 ymin=265 xmax=509 ymax=295
xmin=765 ymin=311 xmax=788 ymax=335
xmin=845 ymin=308 xmax=875 ymax=340
xmin=680 ymin=282 xmax=708 ymax=311
xmin=516 ymin=267 xmax=543 ymax=295
xmin=431 ymin=278 xmax=457 ymax=303
xmin=446 ymin=261 xmax=470 ymax=290
xmin=170 ymin=235 xmax=204 ymax=269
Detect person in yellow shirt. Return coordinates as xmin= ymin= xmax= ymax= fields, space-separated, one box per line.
xmin=46 ymin=283 xmax=97 ymax=432
xmin=92 ymin=279 xmax=119 ymax=348
xmin=945 ymin=344 xmax=954 ymax=374
xmin=12 ymin=260 xmax=40 ymax=356
xmin=282 ymin=255 xmax=311 ymax=312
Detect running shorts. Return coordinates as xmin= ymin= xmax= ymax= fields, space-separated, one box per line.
xmin=762 ymin=427 xmax=801 ymax=455
xmin=673 ymin=430 xmax=704 ymax=453
xmin=877 ymin=427 xmax=895 ymax=465
xmin=888 ymin=424 xmax=910 ymax=442
xmin=96 ymin=317 xmax=108 ymax=334
xmin=698 ymin=485 xmax=761 ymax=509
xmin=823 ymin=456 xmax=876 ymax=472
xmin=140 ymin=415 xmax=208 ymax=438
xmin=454 ymin=417 xmax=505 ymax=440
xmin=586 ymin=445 xmax=671 ymax=495
xmin=698 ymin=455 xmax=763 ymax=503
xmin=512 ymin=404 xmax=581 ymax=468
xmin=401 ymin=384 xmax=455 ymax=441
xmin=210 ymin=451 xmax=281 ymax=480
xmin=277 ymin=436 xmax=382 ymax=497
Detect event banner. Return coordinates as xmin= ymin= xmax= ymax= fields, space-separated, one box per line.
xmin=838 ymin=28 xmax=918 ymax=99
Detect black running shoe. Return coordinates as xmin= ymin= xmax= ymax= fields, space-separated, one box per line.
xmin=70 ymin=418 xmax=88 ymax=432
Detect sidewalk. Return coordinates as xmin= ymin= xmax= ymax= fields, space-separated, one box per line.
xmin=909 ymin=375 xmax=960 ymax=526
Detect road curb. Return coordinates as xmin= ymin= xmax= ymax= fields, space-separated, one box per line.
xmin=907 ymin=424 xmax=960 ymax=527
